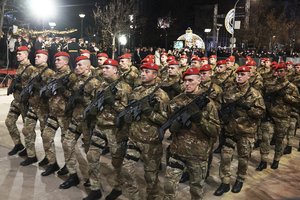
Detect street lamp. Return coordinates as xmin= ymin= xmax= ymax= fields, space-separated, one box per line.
xmin=118 ymin=34 xmax=127 ymax=55
xmin=79 ymin=13 xmax=85 ymax=38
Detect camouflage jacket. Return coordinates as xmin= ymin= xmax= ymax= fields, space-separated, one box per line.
xmin=128 ymin=83 xmax=170 ymax=144
xmin=200 ymin=79 xmax=223 ymax=110
xmin=161 ymin=75 xmax=183 ymax=99
xmin=212 ymin=69 xmax=235 ymax=92
xmin=223 ymin=82 xmax=265 ymax=138
xmin=249 ymin=72 xmax=264 ymax=92
xmin=169 ymin=92 xmax=220 ymax=160
xmin=121 ymin=65 xmax=140 ymax=88
xmin=13 ymin=60 xmax=35 ymax=102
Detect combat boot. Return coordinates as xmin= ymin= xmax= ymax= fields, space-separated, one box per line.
xmin=105 ymin=189 xmax=122 ymax=200
xmin=18 ymin=148 xmax=27 ymax=157
xmin=214 ymin=183 xmax=230 ymax=196
xmin=256 ymin=161 xmax=267 ymax=171
xmin=41 ymin=162 xmax=59 ymax=176
xmin=271 ymin=160 xmax=279 ymax=169
xmin=57 ymin=164 xmax=69 ymax=176
xmin=20 ymin=156 xmax=38 ymax=166
xmin=283 ymin=145 xmax=292 ymax=154
xmin=8 ymin=143 xmax=25 ymax=156
xmin=179 ymin=171 xmax=189 ymax=183
xmin=38 ymin=157 xmax=49 ymax=167
xmin=231 ymin=180 xmax=243 ymax=193
xmin=254 ymin=139 xmax=262 ymax=149
xmin=59 ymin=173 xmax=80 ymax=189
xmin=83 ymin=190 xmax=102 ymax=200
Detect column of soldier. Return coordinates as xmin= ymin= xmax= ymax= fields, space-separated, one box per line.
xmin=5 ymin=45 xmax=300 ymax=200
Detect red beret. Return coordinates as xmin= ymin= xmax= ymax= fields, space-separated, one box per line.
xmin=295 ymin=63 xmax=300 ymax=67
xmin=146 ymin=54 xmax=155 ymax=59
xmin=119 ymin=53 xmax=132 ymax=59
xmin=264 ymin=58 xmax=271 ymax=62
xmin=183 ymin=67 xmax=200 ymax=79
xmin=286 ymin=61 xmax=293 ymax=65
xmin=76 ymin=55 xmax=89 ymax=63
xmin=80 ymin=49 xmax=90 ymax=55
xmin=141 ymin=57 xmax=154 ymax=64
xmin=201 ymin=57 xmax=208 ymax=61
xmin=209 ymin=55 xmax=217 ymax=59
xmin=103 ymin=59 xmax=118 ymax=67
xmin=97 ymin=53 xmax=108 ymax=58
xmin=271 ymin=62 xmax=278 ymax=69
xmin=140 ymin=62 xmax=159 ymax=71
xmin=167 ymin=55 xmax=175 ymax=62
xmin=236 ymin=66 xmax=250 ymax=73
xmin=226 ymin=56 xmax=235 ymax=62
xmin=217 ymin=60 xmax=227 ymax=66
xmin=161 ymin=52 xmax=168 ymax=57
xmin=168 ymin=60 xmax=179 ymax=65
xmin=17 ymin=46 xmax=29 ymax=52
xmin=275 ymin=63 xmax=287 ymax=70
xmin=246 ymin=60 xmax=257 ymax=66
xmin=180 ymin=54 xmax=188 ymax=59
xmin=191 ymin=56 xmax=201 ymax=62
xmin=200 ymin=64 xmax=212 ymax=71
xmin=35 ymin=50 xmax=48 ymax=56
xmin=54 ymin=52 xmax=70 ymax=58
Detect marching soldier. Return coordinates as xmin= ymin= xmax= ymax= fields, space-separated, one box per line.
xmin=190 ymin=56 xmax=201 ymax=69
xmin=214 ymin=66 xmax=265 ymax=196
xmin=93 ymin=52 xmax=108 ymax=77
xmin=40 ymin=52 xmax=72 ymax=176
xmin=6 ymin=46 xmax=35 ymax=156
xmin=163 ymin=67 xmax=220 ymax=200
xmin=121 ymin=62 xmax=169 ymax=200
xmin=159 ymin=52 xmax=169 ymax=80
xmin=59 ymin=56 xmax=100 ymax=189
xmin=200 ymin=57 xmax=209 ymax=67
xmin=247 ymin=60 xmax=263 ymax=91
xmin=20 ymin=50 xmax=55 ymax=166
xmin=118 ymin=53 xmax=140 ymax=88
xmin=179 ymin=54 xmax=189 ymax=73
xmin=292 ymin=63 xmax=300 ymax=151
xmin=209 ymin=54 xmax=217 ymax=71
xmin=84 ymin=58 xmax=132 ymax=200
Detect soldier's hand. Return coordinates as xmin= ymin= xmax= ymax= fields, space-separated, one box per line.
xmin=124 ymin=113 xmax=133 ymax=123
xmin=169 ymin=117 xmax=183 ymax=134
xmin=104 ymin=89 xmax=115 ymax=105
xmin=141 ymin=99 xmax=153 ymax=114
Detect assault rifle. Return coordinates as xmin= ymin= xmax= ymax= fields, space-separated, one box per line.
xmin=158 ymin=90 xmax=210 ymax=141
xmin=40 ymin=73 xmax=71 ymax=98
xmin=7 ymin=76 xmax=21 ymax=95
xmin=116 ymin=85 xmax=161 ymax=129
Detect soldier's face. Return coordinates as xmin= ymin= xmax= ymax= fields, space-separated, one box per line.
xmin=140 ymin=69 xmax=157 ymax=84
xmin=161 ymin=55 xmax=167 ymax=63
xmin=249 ymin=66 xmax=256 ymax=74
xmin=209 ymin=58 xmax=216 ymax=65
xmin=191 ymin=60 xmax=201 ymax=68
xmin=226 ymin=61 xmax=234 ymax=68
xmin=276 ymin=69 xmax=287 ymax=78
xmin=75 ymin=60 xmax=90 ymax=75
xmin=260 ymin=61 xmax=265 ymax=66
xmin=55 ymin=56 xmax=68 ymax=69
xmin=295 ymin=66 xmax=300 ymax=73
xmin=180 ymin=58 xmax=187 ymax=65
xmin=236 ymin=72 xmax=250 ymax=84
xmin=184 ymin=75 xmax=201 ymax=93
xmin=216 ymin=65 xmax=226 ymax=73
xmin=200 ymin=71 xmax=212 ymax=82
xmin=102 ymin=65 xmax=117 ymax=79
xmin=97 ymin=57 xmax=107 ymax=66
xmin=287 ymin=64 xmax=293 ymax=70
xmin=16 ymin=51 xmax=28 ymax=62
xmin=265 ymin=61 xmax=271 ymax=67
xmin=168 ymin=65 xmax=180 ymax=76
xmin=35 ymin=54 xmax=48 ymax=66
xmin=201 ymin=60 xmax=208 ymax=66
xmin=119 ymin=59 xmax=130 ymax=70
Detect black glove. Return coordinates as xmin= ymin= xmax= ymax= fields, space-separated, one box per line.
xmin=124 ymin=112 xmax=133 ymax=124
xmin=169 ymin=117 xmax=183 ymax=134
xmin=141 ymin=99 xmax=153 ymax=115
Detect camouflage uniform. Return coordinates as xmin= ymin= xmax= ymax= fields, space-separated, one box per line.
xmin=159 ymin=62 xmax=169 ymax=80
xmin=164 ymin=92 xmax=220 ymax=200
xmin=22 ymin=63 xmax=55 ymax=158
xmin=42 ymin=67 xmax=72 ymax=165
xmin=121 ymin=83 xmax=169 ymax=200
xmin=5 ymin=60 xmax=35 ymax=146
xmin=87 ymin=78 xmax=132 ymax=192
xmin=161 ymin=74 xmax=183 ymax=99
xmin=121 ymin=65 xmax=140 ymax=88
xmin=63 ymin=72 xmax=100 ymax=175
xmin=265 ymin=77 xmax=300 ymax=162
xmin=220 ymin=82 xmax=265 ymax=184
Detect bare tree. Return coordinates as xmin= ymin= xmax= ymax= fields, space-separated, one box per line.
xmin=93 ymin=0 xmax=136 ymax=59
xmin=0 ymin=0 xmax=8 ymax=37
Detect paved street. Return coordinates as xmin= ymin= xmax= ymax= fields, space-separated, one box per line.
xmin=0 ymin=88 xmax=300 ymax=200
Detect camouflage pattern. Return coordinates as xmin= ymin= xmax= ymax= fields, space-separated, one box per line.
xmin=42 ymin=66 xmax=71 ymax=164
xmin=220 ymin=82 xmax=265 ymax=184
xmin=87 ymin=78 xmax=132 ymax=191
xmin=121 ymin=65 xmax=140 ymax=88
xmin=249 ymin=71 xmax=264 ymax=91
xmin=200 ymin=79 xmax=223 ymax=110
xmin=63 ymin=72 xmax=100 ymax=175
xmin=5 ymin=60 xmax=35 ymax=145
xmin=159 ymin=62 xmax=169 ymax=80
xmin=22 ymin=63 xmax=55 ymax=158
xmin=211 ymin=69 xmax=235 ymax=93
xmin=121 ymin=83 xmax=169 ymax=200
xmin=164 ymin=92 xmax=220 ymax=200
xmin=161 ymin=74 xmax=183 ymax=99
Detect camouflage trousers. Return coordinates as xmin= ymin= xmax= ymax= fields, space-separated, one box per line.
xmin=286 ymin=117 xmax=297 ymax=146
xmin=5 ymin=100 xmax=24 ymax=145
xmin=121 ymin=139 xmax=163 ymax=200
xmin=259 ymin=121 xmax=275 ymax=162
xmin=87 ymin=126 xmax=127 ymax=191
xmin=220 ymin=136 xmax=254 ymax=184
xmin=63 ymin=116 xmax=89 ymax=175
xmin=22 ymin=107 xmax=47 ymax=158
xmin=164 ymin=155 xmax=207 ymax=200
xmin=42 ymin=115 xmax=69 ymax=164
